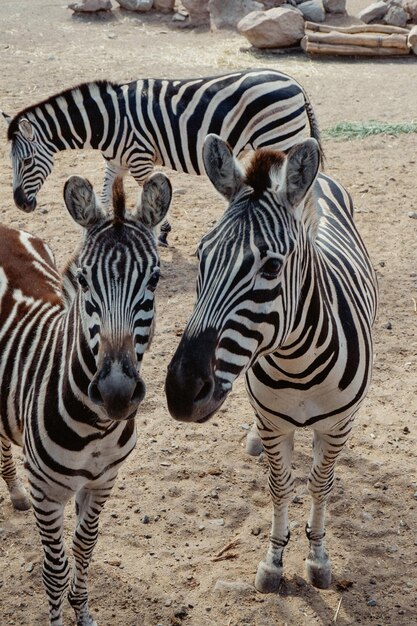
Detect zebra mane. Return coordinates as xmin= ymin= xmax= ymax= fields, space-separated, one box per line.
xmin=245 ymin=149 xmax=286 ymax=199
xmin=7 ymin=80 xmax=120 ymax=141
xmin=112 ymin=177 xmax=126 ymax=223
xmin=245 ymin=148 xmax=321 ymax=239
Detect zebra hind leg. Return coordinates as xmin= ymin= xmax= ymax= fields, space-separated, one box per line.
xmin=0 ymin=436 xmax=30 ymax=510
xmin=305 ymin=426 xmax=352 ymax=589
xmin=254 ymin=429 xmax=295 ymax=593
xmin=246 ymin=419 xmax=264 ymax=456
xmin=158 ymin=219 xmax=171 ymax=247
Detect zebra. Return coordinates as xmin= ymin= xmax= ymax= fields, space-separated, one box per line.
xmin=0 ymin=172 xmax=171 ymax=625
xmin=3 ymin=68 xmax=321 ymax=244
xmin=165 ymin=135 xmax=378 ymax=592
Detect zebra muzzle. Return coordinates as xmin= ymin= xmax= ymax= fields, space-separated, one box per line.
xmin=88 ymin=356 xmax=145 ymax=421
xmin=13 ymin=186 xmax=37 ymax=213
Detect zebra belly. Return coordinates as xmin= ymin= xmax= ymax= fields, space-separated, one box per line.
xmin=245 ymin=366 xmax=370 ymax=430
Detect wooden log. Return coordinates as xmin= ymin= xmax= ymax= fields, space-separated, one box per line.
xmin=305 ymin=31 xmax=408 ymax=50
xmin=408 ymin=25 xmax=417 ymax=55
xmin=301 ymin=39 xmax=411 ymax=56
xmin=304 ymin=21 xmax=411 ymax=35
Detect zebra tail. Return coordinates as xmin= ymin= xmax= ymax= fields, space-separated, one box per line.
xmin=304 ymin=98 xmax=325 ymax=170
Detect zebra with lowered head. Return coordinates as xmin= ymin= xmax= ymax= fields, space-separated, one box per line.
xmin=0 ymin=173 xmax=171 ymax=625
xmin=3 ymin=68 xmax=320 ymax=243
xmin=165 ymin=135 xmax=378 ymax=592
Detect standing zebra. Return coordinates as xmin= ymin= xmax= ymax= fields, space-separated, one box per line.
xmin=3 ymin=68 xmax=321 ymax=243
xmin=0 ymin=173 xmax=171 ymax=625
xmin=165 ymin=135 xmax=378 ymax=592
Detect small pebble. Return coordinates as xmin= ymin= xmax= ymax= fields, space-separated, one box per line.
xmin=384 ymin=322 xmax=392 ymax=330
xmin=408 ymin=211 xmax=417 ymax=219
xmin=367 ymin=599 xmax=377 ymax=606
xmin=142 ymin=515 xmax=150 ymax=524
xmin=251 ymin=527 xmax=261 ymax=536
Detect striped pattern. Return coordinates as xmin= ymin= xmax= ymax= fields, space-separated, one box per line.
xmin=0 ymin=174 xmax=171 ymax=625
xmin=165 ymin=136 xmax=378 ymax=592
xmin=7 ymin=69 xmax=321 ymax=242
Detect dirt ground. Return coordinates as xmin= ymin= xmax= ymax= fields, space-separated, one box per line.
xmin=0 ymin=2 xmax=416 ymax=625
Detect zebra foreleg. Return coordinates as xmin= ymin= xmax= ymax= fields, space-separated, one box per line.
xmin=30 ymin=487 xmax=70 ymax=626
xmin=255 ymin=429 xmax=295 ymax=593
xmin=68 ymin=483 xmax=115 ymax=626
xmin=305 ymin=426 xmax=351 ymax=589
xmin=0 ymin=436 xmax=30 ymax=510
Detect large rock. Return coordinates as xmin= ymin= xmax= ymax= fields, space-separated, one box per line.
xmin=181 ymin=0 xmax=210 ymax=25
xmin=68 ymin=0 xmax=112 ymax=11
xmin=358 ymin=1 xmax=388 ymax=23
xmin=154 ymin=0 xmax=175 ymax=11
xmin=209 ymin=0 xmax=264 ymax=29
xmin=408 ymin=24 xmax=417 ymax=52
xmin=238 ymin=7 xmax=305 ymax=48
xmin=322 ymin=0 xmax=346 ymax=13
xmin=116 ymin=0 xmax=153 ymax=9
xmin=397 ymin=0 xmax=417 ymax=22
xmin=384 ymin=4 xmax=408 ymax=26
xmin=298 ymin=0 xmax=325 ymax=21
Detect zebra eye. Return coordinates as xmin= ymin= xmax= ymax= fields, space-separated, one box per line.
xmin=77 ymin=271 xmax=89 ymax=291
xmin=261 ymin=257 xmax=282 ymax=278
xmin=147 ymin=269 xmax=160 ymax=292
xmin=23 ymin=156 xmax=33 ymax=167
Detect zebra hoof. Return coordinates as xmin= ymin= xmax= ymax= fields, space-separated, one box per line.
xmin=158 ymin=234 xmax=169 ymax=247
xmin=9 ymin=481 xmax=31 ymax=511
xmin=306 ymin=558 xmax=332 ymax=589
xmin=246 ymin=430 xmax=263 ymax=457
xmin=255 ymin=561 xmax=283 ymax=593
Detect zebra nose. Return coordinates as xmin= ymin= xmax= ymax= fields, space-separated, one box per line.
xmin=165 ymin=365 xmax=215 ymax=421
xmin=14 ymin=187 xmax=36 ymax=213
xmin=89 ymin=359 xmax=145 ymax=420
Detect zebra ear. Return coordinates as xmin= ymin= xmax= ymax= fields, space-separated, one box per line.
xmin=18 ymin=119 xmax=35 ymax=141
xmin=203 ymin=134 xmax=245 ymax=200
xmin=283 ymin=139 xmax=320 ymax=209
xmin=1 ymin=111 xmax=11 ymax=125
xmin=64 ymin=176 xmax=106 ymax=228
xmin=137 ymin=172 xmax=172 ymax=229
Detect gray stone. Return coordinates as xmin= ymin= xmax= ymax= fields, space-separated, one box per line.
xmin=209 ymin=0 xmax=263 ymax=29
xmin=116 ymin=0 xmax=153 ymax=9
xmin=181 ymin=0 xmax=210 ymax=25
xmin=398 ymin=0 xmax=417 ymax=22
xmin=322 ymin=0 xmax=346 ymax=13
xmin=238 ymin=7 xmax=305 ymax=48
xmin=408 ymin=26 xmax=417 ymax=53
xmin=214 ymin=579 xmax=255 ymax=595
xmin=358 ymin=1 xmax=388 ymax=23
xmin=298 ymin=0 xmax=325 ymax=22
xmin=68 ymin=0 xmax=112 ymax=11
xmin=384 ymin=4 xmax=408 ymax=26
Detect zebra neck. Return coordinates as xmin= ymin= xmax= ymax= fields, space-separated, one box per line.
xmin=29 ymin=81 xmax=120 ymax=152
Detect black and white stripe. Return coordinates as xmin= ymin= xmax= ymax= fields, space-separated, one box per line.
xmin=0 ymin=174 xmax=171 ymax=626
xmin=6 ymin=69 xmax=321 ymax=242
xmin=165 ymin=135 xmax=378 ymax=592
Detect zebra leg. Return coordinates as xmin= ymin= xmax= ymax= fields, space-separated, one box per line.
xmin=246 ymin=419 xmax=264 ymax=456
xmin=305 ymin=426 xmax=351 ymax=589
xmin=255 ymin=429 xmax=295 ymax=593
xmin=0 ymin=436 xmax=30 ymax=510
xmin=30 ymin=486 xmax=70 ymax=626
xmin=68 ymin=483 xmax=115 ymax=626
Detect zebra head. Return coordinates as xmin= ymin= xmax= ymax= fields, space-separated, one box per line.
xmin=6 ymin=116 xmax=55 ymax=212
xmin=165 ymin=134 xmax=320 ymax=423
xmin=64 ymin=173 xmax=171 ymax=421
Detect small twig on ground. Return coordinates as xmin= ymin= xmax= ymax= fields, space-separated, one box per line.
xmin=412 ymin=297 xmax=417 ymax=314
xmin=211 ymin=538 xmax=240 ymax=561
xmin=333 ymin=595 xmax=343 ymax=623
xmin=212 ymin=552 xmax=238 ymax=562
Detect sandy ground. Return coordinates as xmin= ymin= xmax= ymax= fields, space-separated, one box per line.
xmin=0 ymin=2 xmax=416 ymax=625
